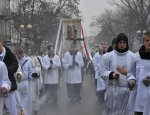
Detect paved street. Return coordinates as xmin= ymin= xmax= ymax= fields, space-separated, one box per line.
xmin=37 ymin=71 xmax=107 ymax=115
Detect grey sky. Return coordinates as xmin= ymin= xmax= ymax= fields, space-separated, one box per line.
xmin=79 ymin=0 xmax=116 ymax=37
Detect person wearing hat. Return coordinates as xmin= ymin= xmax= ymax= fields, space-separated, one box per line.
xmin=127 ymin=31 xmax=150 ymax=115
xmin=62 ymin=43 xmax=84 ymax=101
xmin=99 ymin=33 xmax=135 ymax=115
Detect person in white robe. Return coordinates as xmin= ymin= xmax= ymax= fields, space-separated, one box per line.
xmin=0 ymin=61 xmax=11 ymax=115
xmin=37 ymin=51 xmax=48 ymax=95
xmin=26 ymin=48 xmax=42 ymax=114
xmin=92 ymin=45 xmax=103 ymax=86
xmin=62 ymin=44 xmax=84 ymax=101
xmin=15 ymin=46 xmax=35 ymax=115
xmin=92 ymin=45 xmax=106 ymax=102
xmin=14 ymin=65 xmax=24 ymax=115
xmin=128 ymin=32 xmax=150 ymax=115
xmin=0 ymin=34 xmax=18 ymax=115
xmin=100 ymin=33 xmax=135 ymax=115
xmin=44 ymin=46 xmax=61 ymax=103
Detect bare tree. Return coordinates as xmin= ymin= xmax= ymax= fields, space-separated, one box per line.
xmin=91 ymin=0 xmax=150 ymax=49
xmin=11 ymin=0 xmax=81 ymax=50
xmin=111 ymin=0 xmax=150 ymax=40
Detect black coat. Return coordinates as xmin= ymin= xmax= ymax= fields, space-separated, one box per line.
xmin=3 ymin=47 xmax=18 ymax=91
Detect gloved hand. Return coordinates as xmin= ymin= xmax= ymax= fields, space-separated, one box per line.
xmin=128 ymin=79 xmax=136 ymax=90
xmin=109 ymin=72 xmax=119 ymax=80
xmin=50 ymin=60 xmax=53 ymax=64
xmin=32 ymin=73 xmax=39 ymax=78
xmin=143 ymin=78 xmax=150 ymax=87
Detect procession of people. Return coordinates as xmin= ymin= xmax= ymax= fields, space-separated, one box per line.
xmin=0 ymin=30 xmax=150 ymax=115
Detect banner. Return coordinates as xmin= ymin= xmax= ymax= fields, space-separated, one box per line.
xmin=54 ymin=20 xmax=62 ymax=54
xmin=61 ymin=19 xmax=81 ymax=51
xmin=54 ymin=19 xmax=92 ymax=63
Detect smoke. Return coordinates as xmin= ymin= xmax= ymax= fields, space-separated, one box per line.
xmin=37 ymin=93 xmax=48 ymax=106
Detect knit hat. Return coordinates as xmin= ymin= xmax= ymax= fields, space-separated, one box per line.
xmin=116 ymin=33 xmax=128 ymax=44
xmin=116 ymin=33 xmax=129 ymax=53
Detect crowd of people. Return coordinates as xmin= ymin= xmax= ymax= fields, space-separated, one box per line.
xmin=0 ymin=31 xmax=150 ymax=115
xmin=0 ymin=34 xmax=85 ymax=115
xmin=92 ymin=32 xmax=150 ymax=115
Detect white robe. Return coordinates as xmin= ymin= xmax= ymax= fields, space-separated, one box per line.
xmin=128 ymin=52 xmax=150 ymax=115
xmin=44 ymin=55 xmax=61 ymax=84
xmin=96 ymin=53 xmax=108 ymax=92
xmin=100 ymin=50 xmax=135 ymax=115
xmin=37 ymin=54 xmax=49 ymax=94
xmin=62 ymin=51 xmax=84 ymax=84
xmin=0 ymin=61 xmax=11 ymax=115
xmin=27 ymin=55 xmax=42 ymax=112
xmin=92 ymin=52 xmax=102 ymax=79
xmin=17 ymin=56 xmax=34 ymax=115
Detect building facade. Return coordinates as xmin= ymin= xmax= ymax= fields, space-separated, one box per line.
xmin=0 ymin=0 xmax=11 ymax=40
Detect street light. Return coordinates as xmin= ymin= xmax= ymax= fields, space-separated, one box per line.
xmin=20 ymin=24 xmax=32 ymax=29
xmin=20 ymin=24 xmax=25 ymax=29
xmin=27 ymin=24 xmax=32 ymax=29
xmin=19 ymin=23 xmax=33 ymax=47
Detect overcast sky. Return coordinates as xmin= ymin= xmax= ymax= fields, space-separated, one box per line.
xmin=79 ymin=0 xmax=116 ymax=37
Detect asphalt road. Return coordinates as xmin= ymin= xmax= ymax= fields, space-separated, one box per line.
xmin=37 ymin=71 xmax=107 ymax=115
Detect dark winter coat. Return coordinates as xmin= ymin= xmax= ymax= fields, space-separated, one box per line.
xmin=3 ymin=47 xmax=18 ymax=91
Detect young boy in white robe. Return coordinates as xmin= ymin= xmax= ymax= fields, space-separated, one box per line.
xmin=15 ymin=46 xmax=35 ymax=115
xmin=128 ymin=31 xmax=150 ymax=115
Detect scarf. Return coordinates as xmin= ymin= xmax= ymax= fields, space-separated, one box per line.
xmin=139 ymin=45 xmax=150 ymax=60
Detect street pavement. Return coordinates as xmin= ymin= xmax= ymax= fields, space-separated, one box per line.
xmin=37 ymin=71 xmax=107 ymax=115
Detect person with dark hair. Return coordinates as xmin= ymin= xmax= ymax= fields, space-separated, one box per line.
xmin=107 ymin=38 xmax=116 ymax=52
xmin=127 ymin=31 xmax=150 ymax=115
xmin=62 ymin=43 xmax=84 ymax=101
xmin=100 ymin=33 xmax=135 ymax=115
xmin=0 ymin=34 xmax=18 ymax=115
xmin=44 ymin=46 xmax=61 ymax=103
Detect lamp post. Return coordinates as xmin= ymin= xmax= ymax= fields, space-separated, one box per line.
xmin=20 ymin=24 xmax=32 ymax=30
xmin=19 ymin=23 xmax=33 ymax=48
